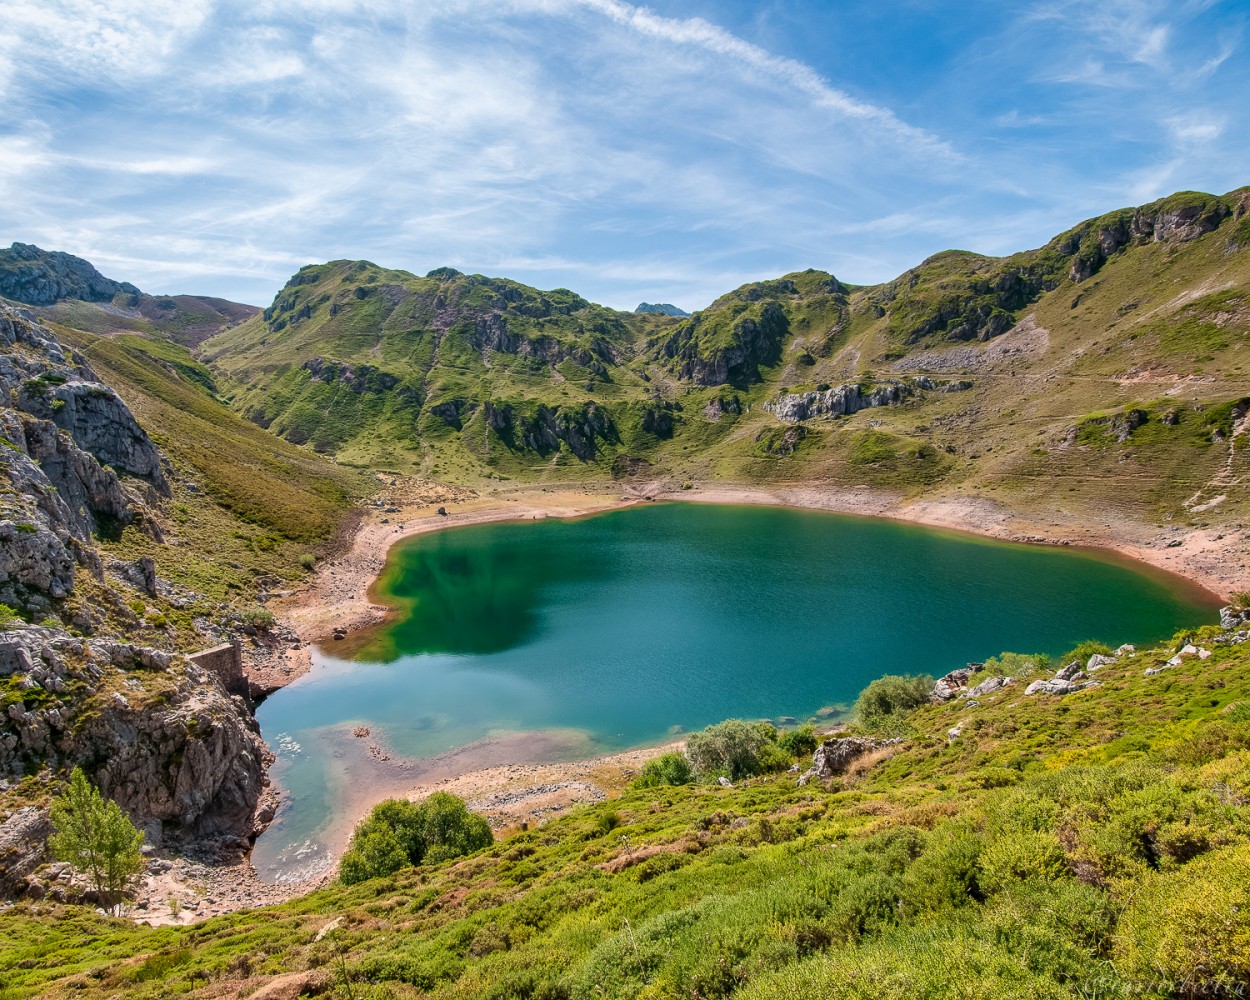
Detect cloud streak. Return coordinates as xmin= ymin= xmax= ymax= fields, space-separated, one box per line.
xmin=0 ymin=0 xmax=1246 ymax=311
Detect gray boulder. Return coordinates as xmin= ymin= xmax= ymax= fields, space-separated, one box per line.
xmin=932 ymin=667 xmax=974 ymax=701
xmin=799 ymin=736 xmax=902 ymax=784
xmin=0 ymin=807 xmax=52 ymax=897
xmin=965 ymin=676 xmax=1012 ymax=698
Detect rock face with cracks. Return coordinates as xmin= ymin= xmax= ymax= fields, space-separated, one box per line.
xmin=0 ymin=305 xmax=165 ymax=610
xmin=0 ymin=626 xmax=270 ymax=897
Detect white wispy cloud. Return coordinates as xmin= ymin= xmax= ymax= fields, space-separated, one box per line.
xmin=0 ymin=0 xmax=1246 ymax=310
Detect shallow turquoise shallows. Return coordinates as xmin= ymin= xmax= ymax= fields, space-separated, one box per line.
xmin=252 ymin=503 xmax=1217 ymax=879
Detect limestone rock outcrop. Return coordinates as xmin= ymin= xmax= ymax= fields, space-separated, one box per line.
xmin=798 ymin=736 xmax=901 ymax=784
xmin=0 ymin=305 xmax=166 ymax=608
xmin=1064 ymin=194 xmax=1232 ymax=283
xmin=0 ymin=243 xmax=140 ymax=307
xmin=654 ymin=299 xmax=789 ymax=385
xmin=0 ymin=807 xmax=53 ymax=898
xmin=0 ymin=627 xmax=269 ymax=868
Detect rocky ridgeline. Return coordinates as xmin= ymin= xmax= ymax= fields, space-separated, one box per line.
xmin=1062 ymin=194 xmax=1239 ymax=283
xmin=0 ymin=243 xmax=140 ymax=307
xmin=653 ymin=300 xmax=789 ymax=386
xmin=0 ymin=626 xmax=270 ymax=898
xmin=0 ymin=305 xmax=167 ymax=614
xmin=765 ymin=376 xmax=972 ymax=424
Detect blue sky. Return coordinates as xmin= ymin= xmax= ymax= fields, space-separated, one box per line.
xmin=1 ymin=0 xmax=1247 ymax=310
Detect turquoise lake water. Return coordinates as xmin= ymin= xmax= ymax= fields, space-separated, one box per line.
xmin=251 ymin=503 xmax=1218 ymax=879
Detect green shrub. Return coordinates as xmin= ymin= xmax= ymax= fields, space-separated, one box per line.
xmin=777 ymin=724 xmax=818 ymax=758
xmin=978 ymin=831 xmax=1067 ymax=894
xmin=1115 ymin=844 xmax=1250 ymax=995
xmin=0 ymin=604 xmax=22 ymax=629
xmin=757 ymin=740 xmax=794 ymax=774
xmin=1057 ymin=640 xmax=1111 ymax=666
xmin=340 ymin=792 xmax=493 ymax=885
xmin=339 ymin=825 xmax=409 ymax=885
xmin=634 ymin=752 xmax=694 ymax=788
xmin=299 ymin=553 xmax=317 ymax=571
xmin=855 ymin=674 xmax=932 ymax=726
xmin=898 ymin=832 xmax=985 ymax=916
xmin=686 ymin=720 xmax=777 ymax=781
xmin=236 ymin=606 xmax=276 ymax=630
xmin=979 ymin=651 xmax=1050 ymax=678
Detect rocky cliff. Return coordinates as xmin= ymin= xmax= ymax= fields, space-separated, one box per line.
xmin=0 ymin=304 xmax=273 ymax=899
xmin=0 ymin=627 xmax=270 ymax=895
xmin=0 ymin=243 xmax=139 ymax=307
xmin=0 ymin=305 xmax=167 ymax=613
xmin=764 ymin=376 xmax=972 ymax=422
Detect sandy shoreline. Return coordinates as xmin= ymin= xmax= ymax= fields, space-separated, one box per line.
xmin=270 ymin=479 xmax=1240 ymax=678
xmin=193 ymin=477 xmax=1245 ymax=920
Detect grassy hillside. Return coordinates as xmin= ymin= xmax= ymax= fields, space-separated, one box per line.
xmin=39 ymin=316 xmax=371 ymax=646
xmin=196 ymin=188 xmax=1250 ymax=535
xmin=3 ymin=622 xmax=1249 ymax=998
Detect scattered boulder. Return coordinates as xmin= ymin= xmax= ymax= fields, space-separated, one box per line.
xmin=931 ymin=668 xmax=974 ymax=702
xmin=965 ymin=676 xmax=1012 ymax=699
xmin=1025 ymin=660 xmax=1097 ymax=696
xmin=1025 ymin=678 xmax=1083 ymax=696
xmin=1220 ymin=606 xmax=1250 ymax=630
xmin=1054 ymin=661 xmax=1084 ymax=681
xmin=1166 ymin=644 xmax=1211 ymax=667
xmin=1086 ymin=654 xmax=1117 ymax=671
xmin=798 ymin=736 xmax=902 ymax=784
xmin=0 ymin=806 xmax=52 ymax=897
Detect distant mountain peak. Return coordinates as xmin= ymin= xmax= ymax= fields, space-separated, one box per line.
xmin=0 ymin=242 xmax=140 ymax=306
xmin=635 ymin=302 xmax=690 ymax=317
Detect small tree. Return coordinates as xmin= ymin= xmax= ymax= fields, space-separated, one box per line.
xmin=686 ymin=720 xmax=776 ymax=781
xmin=49 ymin=769 xmax=145 ymax=914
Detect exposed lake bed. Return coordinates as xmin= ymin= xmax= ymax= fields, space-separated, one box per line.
xmin=252 ymin=500 xmax=1219 ymax=882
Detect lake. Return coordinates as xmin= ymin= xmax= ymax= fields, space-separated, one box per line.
xmin=251 ymin=502 xmax=1218 ymax=880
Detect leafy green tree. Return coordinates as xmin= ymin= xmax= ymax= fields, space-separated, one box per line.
xmin=686 ymin=720 xmax=777 ymax=781
xmin=338 ymin=824 xmax=409 ymax=885
xmin=49 ymin=768 xmax=145 ymax=914
xmin=417 ymin=792 xmax=493 ymax=864
xmin=777 ymin=724 xmax=818 ymax=758
xmin=340 ymin=792 xmax=493 ymax=885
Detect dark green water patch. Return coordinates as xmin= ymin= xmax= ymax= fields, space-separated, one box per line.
xmin=252 ymin=503 xmax=1217 ymax=879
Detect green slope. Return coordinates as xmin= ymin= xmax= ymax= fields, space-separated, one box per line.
xmin=197 ymin=187 xmax=1250 ymax=532
xmin=41 ymin=319 xmax=370 ymax=638
xmin=4 ymin=625 xmax=1249 ymax=998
